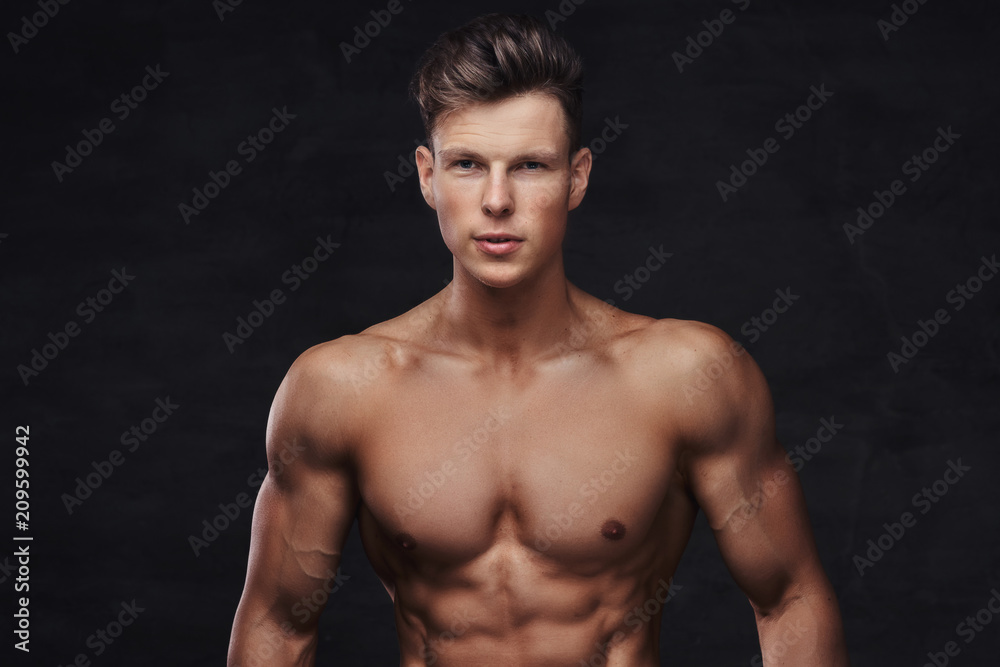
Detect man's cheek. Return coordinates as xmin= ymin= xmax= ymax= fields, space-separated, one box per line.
xmin=436 ymin=212 xmax=468 ymax=251
xmin=525 ymin=185 xmax=558 ymax=214
xmin=539 ymin=191 xmax=571 ymax=221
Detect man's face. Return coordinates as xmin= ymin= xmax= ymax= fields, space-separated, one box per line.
xmin=415 ymin=92 xmax=591 ymax=289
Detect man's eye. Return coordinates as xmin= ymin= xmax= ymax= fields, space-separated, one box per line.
xmin=456 ymin=160 xmax=475 ymax=169
xmin=523 ymin=162 xmax=543 ymax=170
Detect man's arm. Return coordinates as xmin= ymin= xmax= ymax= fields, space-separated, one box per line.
xmin=674 ymin=323 xmax=849 ymax=666
xmin=228 ymin=344 xmax=361 ymax=667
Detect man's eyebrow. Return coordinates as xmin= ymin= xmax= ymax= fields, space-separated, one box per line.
xmin=437 ymin=147 xmax=485 ymax=163
xmin=512 ymin=149 xmax=564 ymax=163
xmin=436 ymin=147 xmax=565 ymax=163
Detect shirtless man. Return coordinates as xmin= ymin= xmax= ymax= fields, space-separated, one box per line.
xmin=228 ymin=13 xmax=849 ymax=666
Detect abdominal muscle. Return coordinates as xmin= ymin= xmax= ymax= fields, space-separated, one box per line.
xmin=359 ymin=506 xmax=681 ymax=667
xmin=395 ymin=566 xmax=665 ymax=666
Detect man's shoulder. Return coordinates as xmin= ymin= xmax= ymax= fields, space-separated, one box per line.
xmin=287 ymin=288 xmax=503 ymax=393
xmin=619 ymin=316 xmax=747 ymax=374
xmin=635 ymin=318 xmax=773 ymax=451
xmin=285 ymin=331 xmax=409 ymax=400
xmin=268 ymin=333 xmax=406 ymax=455
xmin=617 ymin=316 xmax=766 ymax=414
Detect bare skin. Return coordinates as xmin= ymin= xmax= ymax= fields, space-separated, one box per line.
xmin=228 ymin=93 xmax=849 ymax=666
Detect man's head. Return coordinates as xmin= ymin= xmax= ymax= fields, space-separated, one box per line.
xmin=410 ymin=14 xmax=592 ymax=290
xmin=410 ymin=13 xmax=584 ymax=155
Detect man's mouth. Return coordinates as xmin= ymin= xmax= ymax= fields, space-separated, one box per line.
xmin=473 ymin=235 xmax=524 ymax=255
xmin=474 ymin=234 xmax=523 ymax=243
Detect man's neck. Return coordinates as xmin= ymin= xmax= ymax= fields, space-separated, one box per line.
xmin=434 ymin=256 xmax=587 ymax=368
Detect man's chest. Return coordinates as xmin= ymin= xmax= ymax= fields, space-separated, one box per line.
xmin=354 ymin=370 xmax=684 ymax=565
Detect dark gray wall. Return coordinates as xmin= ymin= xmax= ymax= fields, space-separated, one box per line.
xmin=4 ymin=0 xmax=999 ymax=665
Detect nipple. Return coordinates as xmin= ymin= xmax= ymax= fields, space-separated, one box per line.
xmin=396 ymin=532 xmax=417 ymax=550
xmin=601 ymin=519 xmax=626 ymax=541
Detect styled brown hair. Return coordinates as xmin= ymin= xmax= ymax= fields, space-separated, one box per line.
xmin=409 ymin=13 xmax=584 ymax=156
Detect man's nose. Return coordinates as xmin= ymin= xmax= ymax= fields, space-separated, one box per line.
xmin=482 ymin=172 xmax=514 ymax=217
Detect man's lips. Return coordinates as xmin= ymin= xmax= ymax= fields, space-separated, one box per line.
xmin=473 ymin=236 xmax=523 ymax=255
xmin=473 ymin=234 xmax=524 ymax=242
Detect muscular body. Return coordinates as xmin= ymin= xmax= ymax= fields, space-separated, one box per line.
xmin=228 ymin=92 xmax=848 ymax=665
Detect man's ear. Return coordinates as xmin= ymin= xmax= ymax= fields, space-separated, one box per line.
xmin=568 ymin=146 xmax=592 ymax=211
xmin=415 ymin=145 xmax=436 ymax=210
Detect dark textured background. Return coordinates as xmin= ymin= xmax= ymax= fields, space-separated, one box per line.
xmin=3 ymin=0 xmax=999 ymax=665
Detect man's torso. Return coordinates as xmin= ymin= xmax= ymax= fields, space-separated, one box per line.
xmin=329 ymin=288 xmax=710 ymax=666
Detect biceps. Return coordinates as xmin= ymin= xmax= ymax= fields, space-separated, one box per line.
xmin=243 ymin=466 xmax=359 ymax=628
xmin=709 ymin=453 xmax=827 ymax=612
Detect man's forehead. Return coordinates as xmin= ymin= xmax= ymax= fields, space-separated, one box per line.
xmin=432 ymin=93 xmax=570 ymax=157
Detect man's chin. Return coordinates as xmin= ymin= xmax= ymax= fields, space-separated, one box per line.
xmin=476 ymin=273 xmax=522 ymax=290
xmin=466 ymin=264 xmax=527 ymax=290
